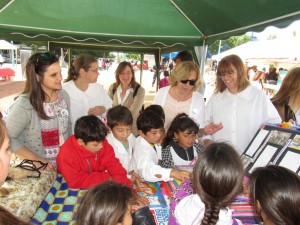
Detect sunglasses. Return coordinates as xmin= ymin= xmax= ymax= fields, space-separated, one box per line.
xmin=180 ymin=79 xmax=197 ymax=86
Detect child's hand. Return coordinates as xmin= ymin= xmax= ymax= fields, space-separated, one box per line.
xmin=133 ymin=192 xmax=149 ymax=206
xmin=170 ymin=169 xmax=191 ymax=181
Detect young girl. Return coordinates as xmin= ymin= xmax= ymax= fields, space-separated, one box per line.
xmin=6 ymin=52 xmax=71 ymax=170
xmin=160 ymin=113 xmax=203 ymax=168
xmin=63 ymin=54 xmax=112 ymax=131
xmin=76 ymin=181 xmax=134 ymax=225
xmin=169 ymin=142 xmax=244 ymax=225
xmin=249 ymin=165 xmax=300 ymax=225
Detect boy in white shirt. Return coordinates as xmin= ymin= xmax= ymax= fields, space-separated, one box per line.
xmin=106 ymin=106 xmax=140 ymax=184
xmin=134 ymin=110 xmax=190 ymax=182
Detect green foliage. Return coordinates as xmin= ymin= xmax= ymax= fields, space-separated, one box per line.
xmin=126 ymin=53 xmax=141 ymax=61
xmin=267 ymin=34 xmax=277 ymax=40
xmin=209 ymin=34 xmax=253 ymax=55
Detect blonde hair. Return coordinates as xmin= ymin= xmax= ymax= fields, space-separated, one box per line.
xmin=272 ymin=67 xmax=300 ymax=113
xmin=215 ymin=54 xmax=250 ymax=93
xmin=169 ymin=61 xmax=201 ymax=91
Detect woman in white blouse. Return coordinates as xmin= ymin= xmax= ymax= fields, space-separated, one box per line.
xmin=63 ymin=54 xmax=112 ymax=132
xmin=205 ymin=54 xmax=281 ymax=154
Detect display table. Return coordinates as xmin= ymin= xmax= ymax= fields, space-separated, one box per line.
xmin=31 ymin=175 xmax=259 ymax=225
xmin=0 ymin=170 xmax=56 ymax=222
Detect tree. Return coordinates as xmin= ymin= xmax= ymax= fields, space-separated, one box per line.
xmin=209 ymin=34 xmax=253 ymax=55
xmin=125 ymin=53 xmax=141 ymax=61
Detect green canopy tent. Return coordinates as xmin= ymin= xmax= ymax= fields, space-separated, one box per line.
xmin=1 ymin=0 xmax=300 ymax=52
xmin=0 ymin=0 xmax=300 ymax=82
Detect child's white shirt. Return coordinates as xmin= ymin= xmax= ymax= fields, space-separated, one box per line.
xmin=106 ymin=132 xmax=136 ymax=173
xmin=174 ymin=194 xmax=242 ymax=225
xmin=133 ymin=136 xmax=172 ymax=182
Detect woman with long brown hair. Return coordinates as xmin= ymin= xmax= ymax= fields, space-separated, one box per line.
xmin=271 ymin=67 xmax=300 ymax=124
xmin=6 ymin=52 xmax=71 ymax=170
xmin=108 ymin=61 xmax=145 ymax=135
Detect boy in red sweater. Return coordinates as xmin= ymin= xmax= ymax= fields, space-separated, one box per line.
xmin=57 ymin=115 xmax=132 ymax=189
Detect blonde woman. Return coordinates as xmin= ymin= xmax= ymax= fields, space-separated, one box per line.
xmin=271 ymin=67 xmax=300 ymax=124
xmin=153 ymin=61 xmax=204 ymax=131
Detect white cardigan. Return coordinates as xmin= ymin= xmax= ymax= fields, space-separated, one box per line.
xmin=152 ymin=86 xmax=205 ymax=128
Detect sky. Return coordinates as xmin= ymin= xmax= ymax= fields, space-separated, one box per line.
xmin=251 ymin=20 xmax=300 ymax=40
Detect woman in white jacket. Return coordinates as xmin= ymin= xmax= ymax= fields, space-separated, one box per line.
xmin=153 ymin=61 xmax=205 ymax=131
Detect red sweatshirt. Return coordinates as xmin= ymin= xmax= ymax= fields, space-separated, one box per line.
xmin=57 ymin=136 xmax=132 ymax=189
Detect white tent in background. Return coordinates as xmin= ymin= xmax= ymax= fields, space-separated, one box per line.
xmin=0 ymin=40 xmax=17 ymax=50
xmin=211 ymin=39 xmax=300 ymax=65
xmin=0 ymin=40 xmax=18 ymax=65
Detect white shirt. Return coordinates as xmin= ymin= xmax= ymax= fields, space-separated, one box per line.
xmin=152 ymin=86 xmax=205 ymax=128
xmin=133 ymin=136 xmax=172 ymax=182
xmin=63 ymin=81 xmax=112 ymax=131
xmin=205 ymin=85 xmax=281 ymax=154
xmin=174 ymin=194 xmax=241 ymax=225
xmin=116 ymin=84 xmax=133 ymax=105
xmin=106 ymin=132 xmax=136 ymax=173
xmin=170 ymin=146 xmax=198 ymax=166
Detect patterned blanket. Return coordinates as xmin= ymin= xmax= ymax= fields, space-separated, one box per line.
xmin=31 ymin=174 xmax=259 ymax=225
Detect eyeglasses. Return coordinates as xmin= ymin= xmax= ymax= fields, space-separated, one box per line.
xmin=218 ymin=70 xmax=236 ymax=78
xmin=16 ymin=159 xmax=48 ymax=178
xmin=180 ymin=79 xmax=197 ymax=86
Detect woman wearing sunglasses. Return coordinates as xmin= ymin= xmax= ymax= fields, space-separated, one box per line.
xmin=6 ymin=52 xmax=72 ymax=170
xmin=153 ymin=61 xmax=205 ymax=131
xmin=204 ymin=54 xmax=281 ymax=154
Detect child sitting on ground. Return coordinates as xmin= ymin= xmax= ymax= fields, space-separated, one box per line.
xmin=160 ymin=113 xmax=204 ymax=168
xmin=57 ymin=115 xmax=132 ymax=189
xmin=169 ymin=142 xmax=244 ymax=225
xmin=77 ymin=181 xmax=134 ymax=225
xmin=249 ymin=165 xmax=300 ymax=225
xmin=133 ymin=110 xmax=190 ymax=182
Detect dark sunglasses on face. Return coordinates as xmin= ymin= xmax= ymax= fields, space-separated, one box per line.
xmin=180 ymin=79 xmax=197 ymax=86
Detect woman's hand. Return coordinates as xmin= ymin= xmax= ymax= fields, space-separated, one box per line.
xmin=203 ymin=122 xmax=223 ymax=135
xmin=88 ymin=106 xmax=106 ymax=116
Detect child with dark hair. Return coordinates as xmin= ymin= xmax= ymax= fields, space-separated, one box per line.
xmin=57 ymin=115 xmax=132 ymax=189
xmin=144 ymin=104 xmax=165 ymax=122
xmin=133 ymin=110 xmax=190 ymax=182
xmin=249 ymin=165 xmax=300 ymax=225
xmin=106 ymin=106 xmax=143 ymax=186
xmin=77 ymin=181 xmax=134 ymax=225
xmin=160 ymin=113 xmax=204 ymax=168
xmin=169 ymin=142 xmax=244 ymax=225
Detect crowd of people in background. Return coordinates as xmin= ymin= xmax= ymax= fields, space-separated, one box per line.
xmin=0 ymin=51 xmax=299 ymax=225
